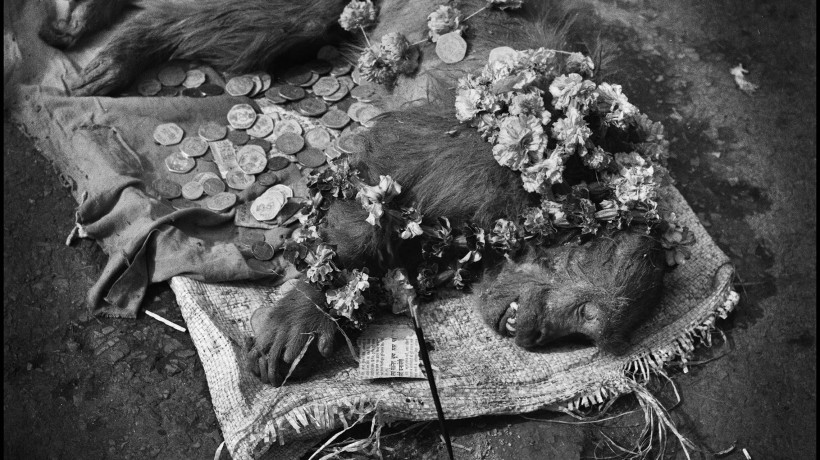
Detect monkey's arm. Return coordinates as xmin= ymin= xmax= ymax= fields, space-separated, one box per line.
xmin=71 ymin=0 xmax=347 ymax=96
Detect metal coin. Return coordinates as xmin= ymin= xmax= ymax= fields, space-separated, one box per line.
xmin=171 ymin=199 xmax=200 ymax=210
xmin=153 ymin=123 xmax=184 ymax=146
xmin=351 ymin=67 xmax=361 ymax=85
xmin=322 ymin=83 xmax=349 ymax=102
xmin=207 ymin=192 xmax=237 ymax=212
xmin=283 ymin=67 xmax=313 ymax=86
xmin=200 ymin=84 xmax=224 ymax=96
xmin=248 ymin=74 xmax=263 ymax=97
xmin=338 ymin=75 xmax=355 ymax=91
xmin=317 ymin=45 xmax=341 ymax=61
xmin=165 ymin=152 xmax=196 ymax=174
xmin=435 ymin=31 xmax=468 ymax=64
xmin=296 ymin=147 xmax=326 ymax=168
xmin=320 ymin=109 xmax=351 ymax=129
xmin=156 ymin=86 xmax=180 ymax=97
xmin=180 ymin=137 xmax=209 ymax=157
xmin=181 ymin=181 xmax=204 ymax=200
xmin=488 ymin=46 xmax=517 ymax=65
xmin=308 ymin=59 xmax=333 ymax=76
xmin=246 ymin=138 xmax=271 ymax=151
xmin=330 ymin=62 xmax=353 ymax=76
xmin=350 ymin=84 xmax=378 ymax=102
xmin=278 ymin=85 xmax=306 ymax=101
xmin=246 ymin=113 xmax=274 ymax=138
xmin=227 ymin=129 xmax=250 ymax=145
xmin=347 ymin=102 xmax=369 ymax=122
xmin=198 ymin=122 xmax=227 ymax=141
xmin=137 ymin=79 xmax=162 ymax=96
xmin=182 ymin=69 xmax=206 ymax=88
xmin=312 ymin=76 xmax=340 ymax=97
xmin=202 ymin=177 xmax=226 ymax=195
xmin=193 ymin=172 xmax=221 ymax=184
xmin=298 ymin=73 xmax=320 ymax=88
xmin=337 ymin=133 xmax=367 ymax=154
xmin=257 ymin=171 xmax=279 ymax=187
xmin=325 ymin=144 xmax=344 ymax=160
xmin=251 ymin=241 xmax=275 ymax=261
xmin=275 ymin=132 xmax=305 ymax=155
xmin=157 ymin=65 xmax=186 ymax=86
xmin=267 ymin=156 xmax=291 ymax=171
xmin=153 ymin=178 xmax=182 ymax=199
xmin=295 ymin=97 xmax=328 ymax=117
xmin=271 ymin=184 xmax=294 ymax=199
xmin=237 ymin=145 xmax=268 ymax=174
xmin=225 ymin=76 xmax=254 ymax=96
xmin=226 ymin=170 xmax=255 ymax=190
xmin=258 ymin=72 xmax=272 ymax=92
xmin=227 ymin=104 xmax=257 ymax=129
xmin=250 ymin=189 xmax=285 ymax=221
xmin=305 ymin=127 xmax=332 ymax=150
xmin=272 ymin=119 xmax=303 ymax=137
xmin=334 ymin=97 xmax=355 ymax=113
xmin=265 ymin=87 xmax=287 ymax=104
xmin=182 ymin=88 xmax=206 ymax=97
xmin=357 ymin=105 xmax=384 ymax=127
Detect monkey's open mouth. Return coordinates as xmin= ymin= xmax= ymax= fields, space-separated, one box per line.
xmin=499 ymin=301 xmax=518 ymax=336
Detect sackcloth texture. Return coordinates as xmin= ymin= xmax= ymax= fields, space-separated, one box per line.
xmin=5 ymin=2 xmax=736 ymax=459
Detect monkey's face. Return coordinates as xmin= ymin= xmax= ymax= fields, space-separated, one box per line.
xmin=478 ymin=231 xmax=666 ymax=355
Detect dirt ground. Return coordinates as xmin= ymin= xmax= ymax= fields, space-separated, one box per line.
xmin=4 ymin=0 xmax=816 ymax=459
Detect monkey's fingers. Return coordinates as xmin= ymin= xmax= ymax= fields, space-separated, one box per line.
xmin=70 ymin=53 xmax=129 ymax=96
xmin=317 ymin=323 xmax=336 ymax=358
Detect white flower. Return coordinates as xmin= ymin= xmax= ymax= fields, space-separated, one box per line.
xmin=293 ymin=225 xmax=320 ymax=243
xmin=492 ymin=114 xmax=547 ymax=171
xmin=549 ymin=73 xmax=596 ymax=111
xmin=552 ymin=106 xmax=591 ymax=154
xmin=427 ymin=5 xmax=463 ymax=42
xmin=357 ymin=175 xmax=402 ymax=226
xmin=542 ymin=200 xmax=570 ymax=226
xmin=595 ymin=82 xmax=637 ymax=128
xmin=382 ymin=268 xmax=417 ymax=314
xmin=508 ymin=91 xmax=551 ymax=125
xmin=358 ymin=48 xmax=395 ymax=85
xmin=455 ymin=86 xmax=483 ymax=122
xmin=379 ymin=32 xmax=410 ymax=62
xmin=565 ymin=52 xmax=595 ymax=76
xmin=488 ymin=0 xmax=524 ymax=10
xmin=520 ymin=148 xmax=565 ymax=193
xmin=400 ymin=221 xmax=423 ymax=239
xmin=339 ymin=0 xmax=377 ymax=31
xmin=306 ymin=244 xmax=338 ymax=284
xmin=326 ymin=270 xmax=370 ymax=321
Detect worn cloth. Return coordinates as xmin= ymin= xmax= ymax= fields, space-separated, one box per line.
xmin=6 ymin=2 xmax=735 ymax=459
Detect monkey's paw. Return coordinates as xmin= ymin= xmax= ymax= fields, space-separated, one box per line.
xmin=245 ymin=281 xmax=337 ymax=386
xmin=70 ymin=50 xmax=133 ymax=96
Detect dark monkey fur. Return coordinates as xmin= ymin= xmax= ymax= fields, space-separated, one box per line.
xmin=42 ymin=0 xmax=667 ymax=386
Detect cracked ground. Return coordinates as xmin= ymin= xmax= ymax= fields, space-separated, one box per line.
xmin=4 ymin=0 xmax=815 ymax=459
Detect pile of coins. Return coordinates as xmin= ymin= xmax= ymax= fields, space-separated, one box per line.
xmin=136 ymin=62 xmax=226 ymax=98
xmin=147 ymin=46 xmax=384 ymax=261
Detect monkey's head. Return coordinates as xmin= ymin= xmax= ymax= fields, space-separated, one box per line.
xmin=478 ymin=230 xmax=666 ymax=355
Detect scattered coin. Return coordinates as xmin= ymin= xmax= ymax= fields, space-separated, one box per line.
xmin=248 ymin=74 xmax=264 ymax=97
xmin=351 ymin=83 xmax=379 ymax=102
xmin=312 ymin=76 xmax=340 ymax=97
xmin=308 ymin=59 xmax=333 ymax=76
xmin=198 ymin=121 xmax=227 ymax=141
xmin=227 ymin=104 xmax=257 ymax=129
xmin=298 ymin=73 xmax=320 ymax=88
xmin=226 ymin=170 xmax=255 ymax=190
xmin=157 ymin=65 xmax=186 ymax=86
xmin=283 ymin=67 xmax=313 ymax=86
xmin=180 ymin=137 xmax=209 ymax=157
xmin=271 ymin=184 xmax=294 ymax=199
xmin=351 ymin=67 xmax=361 ymax=85
xmin=295 ymin=97 xmax=328 ymax=117
xmin=337 ymin=133 xmax=367 ymax=154
xmin=181 ymin=181 xmax=205 ymax=200
xmin=226 ymin=76 xmax=254 ymax=96
xmin=182 ymin=69 xmax=206 ymax=88
xmin=334 ymin=97 xmax=355 ymax=113
xmin=202 ymin=177 xmax=226 ymax=195
xmin=247 ymin=114 xmax=274 ymax=138
xmin=357 ymin=105 xmax=384 ymax=127
xmin=296 ymin=148 xmax=327 ymax=168
xmin=153 ymin=178 xmax=182 ymax=199
xmin=323 ymin=84 xmax=349 ymax=103
xmin=305 ymin=127 xmax=332 ymax=150
xmin=246 ymin=138 xmax=272 ymax=151
xmin=330 ymin=62 xmax=353 ymax=76
xmin=193 ymin=171 xmax=221 ymax=184
xmin=325 ymin=144 xmax=344 ymax=160
xmin=278 ymin=85 xmax=306 ymax=101
xmin=258 ymin=72 xmax=272 ymax=92
xmin=153 ymin=123 xmax=184 ymax=146
xmin=347 ymin=101 xmax=369 ymax=122
xmin=267 ymin=156 xmax=291 ymax=171
xmin=338 ymin=75 xmax=355 ymax=91
xmin=435 ymin=31 xmax=468 ymax=64
xmin=488 ymin=46 xmax=517 ymax=65
xmin=257 ymin=171 xmax=279 ymax=187
xmin=171 ymin=199 xmax=200 ymax=210
xmin=200 ymin=84 xmax=225 ymax=96
xmin=182 ymin=88 xmax=206 ymax=97
xmin=251 ymin=241 xmax=275 ymax=261
xmin=317 ymin=45 xmax=341 ymax=61
xmin=272 ymin=119 xmax=303 ymax=137
xmin=137 ymin=79 xmax=162 ymax=96
xmin=320 ymin=109 xmax=351 ymax=129
xmin=250 ymin=188 xmax=286 ymax=221
xmin=275 ymin=132 xmax=305 ymax=155
xmin=237 ymin=145 xmax=268 ymax=174
xmin=227 ymin=129 xmax=250 ymax=145
xmin=207 ymin=192 xmax=237 ymax=211
xmin=156 ymin=86 xmax=181 ymax=97
xmin=265 ymin=87 xmax=287 ymax=104
xmin=165 ymin=152 xmax=196 ymax=173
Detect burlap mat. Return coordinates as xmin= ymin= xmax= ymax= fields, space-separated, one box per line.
xmin=171 ymin=185 xmax=735 ymax=459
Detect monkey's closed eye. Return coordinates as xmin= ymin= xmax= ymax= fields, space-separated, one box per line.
xmin=579 ymin=303 xmax=597 ymax=321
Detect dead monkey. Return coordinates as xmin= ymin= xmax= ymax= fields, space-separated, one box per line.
xmin=43 ymin=0 xmax=668 ymax=385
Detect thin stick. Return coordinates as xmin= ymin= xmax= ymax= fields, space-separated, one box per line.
xmin=145 ymin=310 xmax=186 ymax=332
xmin=410 ymin=304 xmax=454 ymax=460
xmin=411 ymin=38 xmax=429 ymax=47
xmin=359 ymin=25 xmax=373 ymax=49
xmin=463 ymin=5 xmax=488 ymax=22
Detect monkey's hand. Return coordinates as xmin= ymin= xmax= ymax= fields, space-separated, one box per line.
xmin=245 ymin=280 xmax=337 ymax=386
xmin=70 ymin=47 xmax=135 ymax=96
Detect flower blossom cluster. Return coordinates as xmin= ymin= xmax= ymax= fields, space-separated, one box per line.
xmin=358 ymin=32 xmax=419 ymax=85
xmin=356 ymin=175 xmax=402 ymax=226
xmin=325 ymin=270 xmax=371 ymax=323
xmin=339 ymin=0 xmax=377 ymax=31
xmin=427 ymin=5 xmax=465 ymax=42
